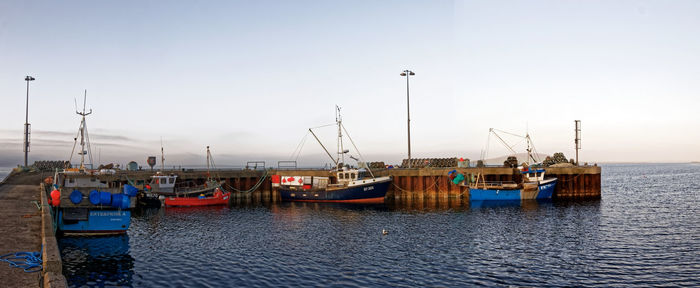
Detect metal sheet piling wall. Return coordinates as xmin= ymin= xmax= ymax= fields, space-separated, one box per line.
xmin=118 ymin=166 xmax=600 ymax=202
xmin=372 ymin=166 xmax=601 ymax=200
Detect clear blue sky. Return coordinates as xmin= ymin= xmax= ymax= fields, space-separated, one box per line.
xmin=1 ymin=0 xmax=699 ymax=167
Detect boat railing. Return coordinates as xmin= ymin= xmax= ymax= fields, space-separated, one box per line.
xmin=174 ymin=181 xmax=222 ymax=194
xmin=470 ymin=180 xmax=519 ymax=189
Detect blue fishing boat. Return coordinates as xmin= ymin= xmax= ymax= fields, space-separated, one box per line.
xmin=51 ymin=169 xmax=135 ymax=235
xmin=48 ymin=92 xmax=134 ymax=235
xmin=451 ymin=128 xmax=558 ymax=201
xmin=276 ymin=106 xmax=392 ymax=203
xmin=467 ymin=167 xmax=557 ymax=201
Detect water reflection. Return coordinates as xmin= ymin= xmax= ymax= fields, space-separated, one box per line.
xmin=225 ymin=194 xmax=585 ymax=212
xmin=58 ymin=162 xmax=700 ymax=288
xmin=58 ymin=234 xmax=134 ymax=287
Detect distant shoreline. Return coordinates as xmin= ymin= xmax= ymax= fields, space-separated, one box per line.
xmin=595 ymin=162 xmax=697 ymax=164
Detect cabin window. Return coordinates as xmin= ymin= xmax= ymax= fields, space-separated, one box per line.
xmin=339 ymin=173 xmax=344 ymax=179
xmin=169 ymin=177 xmax=175 ymax=184
xmin=68 ymin=178 xmax=74 ymax=183
xmin=350 ymin=173 xmax=355 ymax=179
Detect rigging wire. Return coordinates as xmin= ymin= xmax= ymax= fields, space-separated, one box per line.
xmin=68 ymin=124 xmax=80 ymax=165
xmin=308 ymin=123 xmax=336 ymax=130
xmin=341 ymin=123 xmax=375 ymax=178
xmin=84 ymin=120 xmax=93 ymax=169
xmin=289 ymin=131 xmax=310 ymax=161
xmin=483 ymin=128 xmax=543 ymax=165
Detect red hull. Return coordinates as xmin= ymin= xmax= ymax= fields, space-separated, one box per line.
xmin=164 ymin=192 xmax=230 ymax=207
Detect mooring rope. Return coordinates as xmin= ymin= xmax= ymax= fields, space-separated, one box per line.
xmin=225 ymin=169 xmax=269 ymax=194
xmin=0 ymin=245 xmax=43 ymax=273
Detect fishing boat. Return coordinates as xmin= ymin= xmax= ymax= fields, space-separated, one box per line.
xmin=139 ymin=146 xmax=224 ymax=207
xmin=467 ymin=165 xmax=557 ymax=201
xmin=451 ymin=128 xmax=557 ymax=201
xmin=157 ymin=146 xmax=229 ymax=207
xmin=49 ymin=92 xmax=134 ymax=235
xmin=164 ymin=187 xmax=230 ymax=207
xmin=275 ymin=106 xmax=392 ymax=203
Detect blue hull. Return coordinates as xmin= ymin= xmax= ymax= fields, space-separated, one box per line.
xmin=535 ymin=180 xmax=556 ymax=199
xmin=280 ymin=180 xmax=390 ymax=203
xmin=58 ymin=210 xmax=131 ymax=234
xmin=469 ymin=179 xmax=557 ymax=201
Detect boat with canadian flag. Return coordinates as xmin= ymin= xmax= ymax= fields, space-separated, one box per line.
xmin=273 ymin=106 xmax=392 ymax=203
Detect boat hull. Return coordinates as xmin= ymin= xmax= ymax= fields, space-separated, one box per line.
xmin=164 ymin=192 xmax=230 ymax=207
xmin=469 ymin=178 xmax=557 ymax=201
xmin=279 ymin=179 xmax=390 ymax=203
xmin=58 ymin=209 xmax=131 ymax=235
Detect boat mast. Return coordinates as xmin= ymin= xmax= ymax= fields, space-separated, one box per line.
xmin=160 ymin=137 xmax=165 ymax=172
xmin=336 ymin=105 xmax=345 ymax=168
xmin=76 ymin=90 xmax=93 ymax=170
xmin=526 ymin=134 xmax=533 ymax=165
xmin=206 ymin=146 xmax=210 ymax=177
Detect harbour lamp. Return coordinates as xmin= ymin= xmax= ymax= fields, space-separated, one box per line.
xmin=24 ymin=75 xmax=35 ymax=168
xmin=400 ymin=70 xmax=415 ymax=168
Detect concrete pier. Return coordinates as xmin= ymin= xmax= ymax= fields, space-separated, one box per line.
xmin=0 ymin=172 xmax=66 ymax=288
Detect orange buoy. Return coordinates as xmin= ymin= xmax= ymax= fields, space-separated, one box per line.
xmin=50 ymin=189 xmax=61 ymax=206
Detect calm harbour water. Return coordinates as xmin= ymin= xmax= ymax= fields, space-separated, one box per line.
xmin=58 ymin=164 xmax=700 ymax=287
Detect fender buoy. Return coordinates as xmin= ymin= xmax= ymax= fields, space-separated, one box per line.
xmin=99 ymin=191 xmax=111 ymax=205
xmin=69 ymin=190 xmax=83 ymax=204
xmin=89 ymin=190 xmax=100 ymax=205
xmin=50 ymin=189 xmax=61 ymax=206
xmin=111 ymin=194 xmax=130 ymax=209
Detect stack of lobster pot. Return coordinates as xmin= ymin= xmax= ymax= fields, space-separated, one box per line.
xmin=33 ymin=160 xmax=71 ymax=171
xmin=400 ymin=158 xmax=459 ymax=168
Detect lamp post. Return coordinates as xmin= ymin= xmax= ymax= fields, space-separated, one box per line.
xmin=24 ymin=76 xmax=35 ymax=168
xmin=400 ymin=70 xmax=415 ymax=168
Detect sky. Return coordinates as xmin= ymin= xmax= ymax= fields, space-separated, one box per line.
xmin=1 ymin=0 xmax=699 ymax=168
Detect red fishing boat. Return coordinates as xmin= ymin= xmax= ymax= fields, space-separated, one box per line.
xmin=164 ymin=188 xmax=230 ymax=207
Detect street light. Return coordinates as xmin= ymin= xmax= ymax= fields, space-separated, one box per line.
xmin=400 ymin=70 xmax=415 ymax=168
xmin=24 ymin=75 xmax=35 ymax=168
